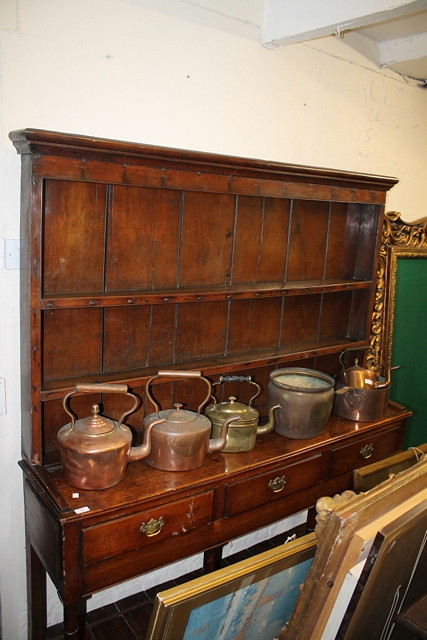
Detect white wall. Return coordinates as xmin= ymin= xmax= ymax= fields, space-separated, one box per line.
xmin=0 ymin=1 xmax=426 ymax=638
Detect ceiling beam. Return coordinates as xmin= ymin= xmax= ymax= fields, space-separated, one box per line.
xmin=379 ymin=30 xmax=427 ymax=65
xmin=262 ymin=0 xmax=427 ymax=47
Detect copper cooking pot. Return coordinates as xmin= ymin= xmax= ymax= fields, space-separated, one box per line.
xmin=333 ymin=350 xmax=399 ymax=421
xmin=57 ymin=383 xmax=165 ymax=490
xmin=143 ymin=370 xmax=239 ymax=471
xmin=205 ymin=375 xmax=280 ymax=452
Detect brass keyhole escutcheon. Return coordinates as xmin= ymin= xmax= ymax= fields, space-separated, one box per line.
xmin=140 ymin=517 xmax=165 ymax=537
xmin=360 ymin=443 xmax=374 ymax=459
xmin=268 ymin=476 xmax=286 ymax=493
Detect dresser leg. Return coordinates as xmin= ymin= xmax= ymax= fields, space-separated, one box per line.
xmin=203 ymin=546 xmax=224 ymax=572
xmin=63 ymin=599 xmax=87 ymax=639
xmin=27 ymin=543 xmax=47 ymax=640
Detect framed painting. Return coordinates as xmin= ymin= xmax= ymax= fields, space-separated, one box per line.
xmin=335 ymin=498 xmax=427 ymax=639
xmin=145 ymin=532 xmax=317 ymax=640
xmin=281 ymin=457 xmax=427 ymax=639
xmin=368 ymin=211 xmax=427 ymax=447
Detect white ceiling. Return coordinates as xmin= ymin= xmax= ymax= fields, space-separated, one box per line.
xmin=262 ymin=0 xmax=427 ymax=86
xmin=160 ymin=0 xmax=427 ymax=87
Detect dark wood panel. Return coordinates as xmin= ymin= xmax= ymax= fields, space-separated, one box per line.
xmin=325 ymin=202 xmax=360 ymax=280
xmin=42 ymin=308 xmax=103 ymax=381
xmin=103 ymin=306 xmax=151 ymax=373
xmin=232 ymin=196 xmax=290 ymax=285
xmin=347 ymin=289 xmax=371 ymax=341
xmin=232 ymin=196 xmax=264 ymax=284
xmin=179 ymin=192 xmax=235 ymax=287
xmin=106 ymin=186 xmax=181 ymax=291
xmin=257 ymin=197 xmax=290 ymax=283
xmin=43 ymin=180 xmax=106 ymax=294
xmin=319 ymin=291 xmax=354 ymax=341
xmin=227 ymin=298 xmax=282 ymax=354
xmin=175 ymin=300 xmax=228 ymax=361
xmin=281 ymin=295 xmax=322 ymax=347
xmin=287 ymin=200 xmax=329 ymax=281
xmin=353 ymin=204 xmax=381 ymax=280
xmin=146 ymin=304 xmax=177 ymax=367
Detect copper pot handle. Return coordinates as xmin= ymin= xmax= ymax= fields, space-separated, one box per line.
xmin=146 ymin=370 xmax=212 ymax=414
xmin=63 ymin=383 xmax=139 ymax=429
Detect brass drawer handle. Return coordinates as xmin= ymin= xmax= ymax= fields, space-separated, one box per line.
xmin=140 ymin=517 xmax=165 ymax=537
xmin=360 ymin=443 xmax=374 ymax=460
xmin=268 ymin=476 xmax=286 ymax=493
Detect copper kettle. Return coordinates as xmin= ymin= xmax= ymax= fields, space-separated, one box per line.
xmin=143 ymin=370 xmax=240 ymax=471
xmin=57 ymin=383 xmax=165 ymax=490
xmin=205 ymin=375 xmax=280 ymax=452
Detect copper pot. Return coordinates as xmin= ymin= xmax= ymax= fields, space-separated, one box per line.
xmin=333 ymin=351 xmax=399 ymax=421
xmin=143 ymin=371 xmax=239 ymax=471
xmin=268 ymin=368 xmax=335 ymax=439
xmin=205 ymin=375 xmax=280 ymax=452
xmin=57 ymin=383 xmax=165 ymax=490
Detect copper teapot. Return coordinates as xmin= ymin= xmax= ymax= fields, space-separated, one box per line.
xmin=57 ymin=383 xmax=165 ymax=490
xmin=143 ymin=370 xmax=239 ymax=471
xmin=205 ymin=375 xmax=280 ymax=452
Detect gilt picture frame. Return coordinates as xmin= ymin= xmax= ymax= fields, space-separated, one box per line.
xmin=145 ymin=532 xmax=316 ymax=640
xmin=367 ymin=211 xmax=427 ymax=446
xmin=368 ymin=211 xmax=427 ymax=376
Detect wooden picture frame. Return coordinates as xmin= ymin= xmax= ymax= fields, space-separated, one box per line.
xmin=145 ymin=533 xmax=316 ymax=640
xmin=335 ymin=498 xmax=427 ymax=639
xmin=353 ymin=443 xmax=427 ymax=492
xmin=281 ymin=458 xmax=427 ymax=639
xmin=368 ymin=211 xmax=427 ymax=445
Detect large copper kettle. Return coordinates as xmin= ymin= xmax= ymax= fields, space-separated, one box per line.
xmin=57 ymin=383 xmax=165 ymax=490
xmin=143 ymin=370 xmax=239 ymax=471
xmin=205 ymin=375 xmax=280 ymax=452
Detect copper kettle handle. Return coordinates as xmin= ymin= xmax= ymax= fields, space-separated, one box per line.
xmin=339 ymin=346 xmax=369 ymax=370
xmin=145 ymin=370 xmax=212 ymax=414
xmin=63 ymin=383 xmax=139 ymax=429
xmin=213 ymin=375 xmax=261 ymax=407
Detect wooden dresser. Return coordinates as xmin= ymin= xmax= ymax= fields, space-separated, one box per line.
xmin=10 ymin=129 xmax=411 ymax=639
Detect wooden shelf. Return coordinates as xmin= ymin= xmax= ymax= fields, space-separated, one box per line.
xmin=40 ymin=338 xmax=368 ymax=400
xmin=40 ymin=280 xmax=372 ymax=309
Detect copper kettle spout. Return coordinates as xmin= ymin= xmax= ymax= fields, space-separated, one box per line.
xmin=375 ymin=365 xmax=400 ymax=389
xmin=127 ymin=415 xmax=166 ymax=461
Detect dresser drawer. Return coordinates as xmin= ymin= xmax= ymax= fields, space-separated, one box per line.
xmin=328 ymin=424 xmax=404 ymax=477
xmin=225 ymin=454 xmax=324 ymax=516
xmin=83 ymin=491 xmax=213 ymax=565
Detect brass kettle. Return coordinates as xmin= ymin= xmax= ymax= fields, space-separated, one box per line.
xmin=143 ymin=371 xmax=239 ymax=471
xmin=57 ymin=383 xmax=165 ymax=490
xmin=205 ymin=375 xmax=280 ymax=452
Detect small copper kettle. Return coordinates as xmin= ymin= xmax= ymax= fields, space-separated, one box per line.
xmin=143 ymin=370 xmax=240 ymax=471
xmin=57 ymin=383 xmax=165 ymax=490
xmin=205 ymin=375 xmax=280 ymax=452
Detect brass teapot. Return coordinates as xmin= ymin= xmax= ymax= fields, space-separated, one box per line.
xmin=57 ymin=383 xmax=165 ymax=490
xmin=143 ymin=371 xmax=239 ymax=471
xmin=205 ymin=375 xmax=280 ymax=452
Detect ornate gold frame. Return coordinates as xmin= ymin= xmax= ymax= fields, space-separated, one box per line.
xmin=368 ymin=211 xmax=427 ymax=375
